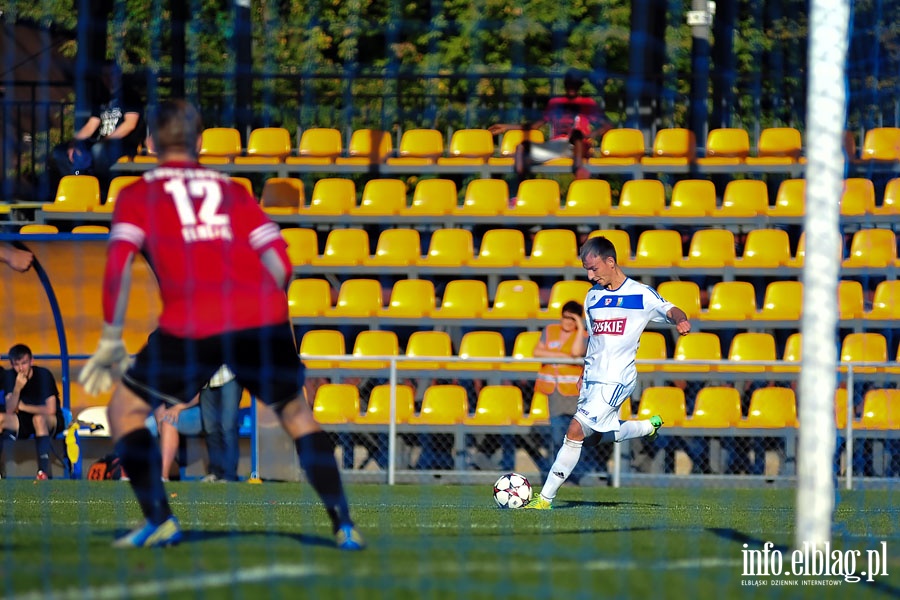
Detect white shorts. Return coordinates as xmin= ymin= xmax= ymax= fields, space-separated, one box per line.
xmin=574 ymin=380 xmax=635 ymax=434
xmin=528 ymin=139 xmax=574 ymax=164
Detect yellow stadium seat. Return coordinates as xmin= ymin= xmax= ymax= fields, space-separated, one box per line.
xmin=364 ymin=228 xmax=421 ymax=267
xmin=631 ymin=229 xmax=683 ymax=268
xmin=327 ymin=279 xmax=383 ymax=318
xmin=738 ymin=228 xmax=792 ymax=268
xmin=740 ymin=387 xmax=797 ymax=428
xmin=301 ymin=178 xmax=357 ymax=215
xmin=311 ymin=228 xmax=370 ymax=267
xmin=559 ymin=179 xmax=612 ymax=215
xmin=861 ymin=127 xmax=900 ymax=161
xmin=288 ymin=278 xmax=332 ymax=317
xmin=71 ymin=225 xmax=109 ymax=234
xmin=834 ymin=388 xmax=850 ymax=431
xmin=437 ymin=129 xmax=494 ymax=165
xmin=613 ymin=179 xmax=666 ymax=216
xmin=696 ymin=128 xmax=750 ymax=166
xmin=772 ymin=332 xmax=802 ymax=374
xmin=45 ymin=175 xmax=100 ymax=212
xmin=726 ymin=332 xmax=777 ymax=374
xmin=450 ymin=331 xmax=506 ymax=371
xmin=867 ymin=280 xmax=900 ymax=320
xmin=656 ymin=281 xmax=701 ymax=320
xmin=858 ymin=389 xmax=900 ymax=429
xmin=230 ymin=176 xmax=255 ymax=199
xmin=755 ymin=280 xmax=802 ymax=321
xmin=434 ymin=279 xmax=488 ymax=318
xmin=286 ymin=127 xmax=342 ymax=165
xmin=840 ymin=178 xmax=876 ymax=216
xmin=518 ymin=391 xmax=550 ymax=426
xmin=786 ymin=231 xmax=806 ymax=269
xmin=260 ymin=177 xmax=305 ymax=214
xmin=503 ymin=331 xmax=542 ymax=372
xmin=95 ymin=175 xmax=140 ymax=211
xmin=386 ymin=129 xmax=444 ymax=165
xmin=589 ymin=128 xmax=645 ymax=165
xmin=768 ymin=179 xmax=805 ymax=217
xmin=641 ymin=128 xmax=696 ymax=167
xmin=838 ymin=280 xmax=864 ymax=320
xmin=689 ymin=387 xmax=742 ymax=428
xmin=523 ymin=229 xmax=578 ymax=268
xmin=705 ymin=281 xmax=757 ymax=320
xmin=199 ymin=127 xmax=242 ymax=163
xmin=469 ymin=229 xmax=526 ymax=267
xmin=299 ymin=330 xmax=346 ymax=369
xmin=587 ymin=229 xmax=632 ymax=266
xmin=313 ymin=384 xmax=360 ymax=424
xmin=840 ymin=332 xmax=887 ymax=374
xmin=345 ymin=330 xmax=399 ymax=370
xmin=745 ymin=127 xmax=803 ymax=165
xmin=464 ymin=386 xmax=524 ymax=425
xmin=842 ymin=228 xmax=897 ymax=268
xmin=667 ymin=179 xmax=716 ymax=217
xmin=19 ymin=224 xmax=58 ymax=233
xmin=717 ymin=179 xmax=769 ymax=217
xmin=636 ymin=387 xmax=687 ymax=427
xmin=664 ymin=332 xmax=722 ymax=374
xmin=334 ymin=129 xmax=393 ymax=165
xmin=491 ymin=129 xmax=546 ymax=165
xmin=409 ymin=385 xmax=469 ymax=425
xmin=281 ymin=227 xmax=318 ymax=266
xmin=872 ymin=177 xmax=900 ymax=215
xmin=486 ymin=279 xmax=541 ymax=319
xmin=233 ymin=127 xmax=292 ymax=164
xmin=378 ymin=279 xmax=436 ymax=318
xmin=356 ymin=384 xmax=416 ymax=424
xmin=404 ymin=178 xmax=458 ymax=216
xmin=636 ymin=331 xmax=667 ymax=373
xmin=507 ymin=179 xmax=560 ymax=216
xmin=352 ymin=178 xmax=407 ymax=216
xmin=681 ymin=229 xmax=736 ymax=268
xmin=455 ymin=179 xmax=509 ymax=216
xmin=543 ymin=280 xmax=592 ymax=319
xmin=399 ymin=331 xmax=452 ymax=370
xmin=417 ymin=228 xmax=474 ymax=267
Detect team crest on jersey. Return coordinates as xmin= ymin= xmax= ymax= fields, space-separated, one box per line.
xmin=591 ymin=318 xmax=626 ymax=335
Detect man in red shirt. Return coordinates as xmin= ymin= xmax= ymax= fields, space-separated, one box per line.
xmin=79 ymin=99 xmax=364 ymax=550
xmin=489 ymin=69 xmax=612 ymax=179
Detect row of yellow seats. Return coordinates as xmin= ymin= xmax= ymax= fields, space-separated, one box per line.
xmin=289 ymin=276 xmax=899 ymax=322
xmin=299 ymin=328 xmax=900 ymax=376
xmin=313 ymin=382 xmax=900 ymax=430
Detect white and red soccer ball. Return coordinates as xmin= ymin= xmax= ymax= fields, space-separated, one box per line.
xmin=493 ymin=472 xmax=532 ymax=509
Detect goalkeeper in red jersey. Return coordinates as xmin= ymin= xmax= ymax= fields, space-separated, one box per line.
xmin=79 ymin=99 xmax=364 ymax=550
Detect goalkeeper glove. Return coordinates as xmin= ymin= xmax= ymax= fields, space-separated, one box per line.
xmin=79 ymin=324 xmax=129 ymax=395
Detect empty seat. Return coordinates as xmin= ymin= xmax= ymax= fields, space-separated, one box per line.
xmin=705 ymin=281 xmax=757 ymax=320
xmin=281 ymin=227 xmax=318 ymax=266
xmin=636 ymin=387 xmax=687 ymax=427
xmin=839 ymin=178 xmax=876 ymax=216
xmin=507 ymin=179 xmax=560 ymax=216
xmin=356 ymin=384 xmax=416 ymax=424
xmin=199 ymin=127 xmax=242 ymax=163
xmin=19 ymin=224 xmax=59 ymax=233
xmin=233 ymin=127 xmax=292 ymax=164
xmin=840 ymin=332 xmax=887 ymax=374
xmin=311 ymin=228 xmax=370 ymax=266
xmin=299 ymin=330 xmax=346 ymax=369
xmin=286 ymin=128 xmax=342 ymax=165
xmin=364 ymin=228 xmax=421 ymax=266
xmin=386 ymin=129 xmax=444 ymax=165
xmin=438 ymin=129 xmax=494 ymax=165
xmin=772 ymin=332 xmax=802 ymax=374
xmin=346 ymin=330 xmax=400 ymax=370
xmin=726 ymin=332 xmax=777 ymax=373
xmin=740 ymin=387 xmax=798 ymax=428
xmin=469 ymin=229 xmax=525 ymax=267
xmin=434 ymin=279 xmax=488 ymax=318
xmin=503 ymin=331 xmax=542 ymax=372
xmin=590 ymin=128 xmax=645 ymax=165
xmin=768 ymin=179 xmax=805 ymax=217
xmin=738 ymin=228 xmax=791 ymax=268
xmin=45 ymin=175 xmax=101 ymax=212
xmin=656 ymin=281 xmax=701 ymax=319
xmin=866 ymin=280 xmax=900 ymax=320
xmin=860 ymin=127 xmax=900 ymax=161
xmin=95 ymin=175 xmax=140 ymax=211
xmin=745 ymin=127 xmax=803 ymax=164
xmin=288 ymin=278 xmax=332 ymax=317
xmin=559 ymin=179 xmax=612 ymax=215
xmin=334 ymin=129 xmax=393 ymax=165
xmin=417 ymin=228 xmax=474 ymax=267
xmin=518 ymin=391 xmax=550 ymax=426
xmin=834 ymin=388 xmax=851 ymax=431
xmin=614 ymin=179 xmax=666 ymax=216
xmin=696 ymin=128 xmax=750 ymax=165
xmin=641 ymin=128 xmax=696 ymax=166
xmin=755 ymin=280 xmax=802 ymax=321
xmin=587 ymin=229 xmax=632 ymax=266
xmin=404 ymin=179 xmax=458 ymax=216
xmin=842 ymin=229 xmax=897 ymax=268
xmin=717 ymin=179 xmax=769 ymax=217
xmin=302 ymin=178 xmax=357 ymax=215
xmin=631 ymin=230 xmax=683 ymax=268
xmin=543 ymin=280 xmax=592 ymax=319
xmin=636 ymin=331 xmax=667 ymax=373
xmin=872 ymin=177 xmax=899 ymax=215
xmin=449 ymin=331 xmax=506 ymax=371
xmin=858 ymin=389 xmax=900 ymax=429
xmin=838 ymin=280 xmax=864 ymax=320
xmin=464 ymin=386 xmax=524 ymax=425
xmin=664 ymin=332 xmax=721 ymax=373
xmin=667 ymin=179 xmax=716 ymax=217
xmin=312 ymin=384 xmax=360 ymax=424
xmin=485 ymin=280 xmax=541 ymax=319
xmin=399 ymin=331 xmax=452 ymax=370
xmin=352 ymin=178 xmax=407 ymax=215
xmin=378 ymin=279 xmax=436 ymax=318
xmin=327 ymin=279 xmax=383 ymax=317
xmin=71 ymin=225 xmax=109 ymax=234
xmin=260 ymin=177 xmax=305 ymax=214
xmin=409 ymin=385 xmax=469 ymax=425
xmin=455 ymin=179 xmax=509 ymax=216
xmin=689 ymin=387 xmax=742 ymax=427
xmin=681 ymin=229 xmax=736 ymax=268
xmin=523 ymin=229 xmax=578 ymax=268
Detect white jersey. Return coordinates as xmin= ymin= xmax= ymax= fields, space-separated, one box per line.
xmin=582 ymin=277 xmax=674 ymax=387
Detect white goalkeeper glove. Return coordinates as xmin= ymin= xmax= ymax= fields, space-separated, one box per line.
xmin=79 ymin=324 xmax=130 ymax=395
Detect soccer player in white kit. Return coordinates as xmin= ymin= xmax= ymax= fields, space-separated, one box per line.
xmin=525 ymin=236 xmax=691 ymax=509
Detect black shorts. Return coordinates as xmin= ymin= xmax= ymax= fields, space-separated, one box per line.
xmin=122 ymin=323 xmax=305 ymax=411
xmin=10 ymin=411 xmax=63 ymax=439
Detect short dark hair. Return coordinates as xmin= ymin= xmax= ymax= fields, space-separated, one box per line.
xmin=564 ymin=69 xmax=585 ymax=90
xmin=561 ymin=300 xmax=583 ymax=316
xmin=579 ymin=236 xmax=617 ymax=263
xmin=9 ymin=344 xmax=32 ymax=361
xmin=149 ymin=99 xmax=203 ymax=158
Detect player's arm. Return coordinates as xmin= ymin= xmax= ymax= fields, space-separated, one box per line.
xmin=16 ymin=394 xmax=57 ymax=417
xmin=241 ymin=192 xmax=291 ymax=289
xmin=72 ymin=116 xmax=101 ymax=142
xmin=667 ymin=306 xmax=691 ymax=336
xmin=106 ymin=112 xmax=141 ymax=140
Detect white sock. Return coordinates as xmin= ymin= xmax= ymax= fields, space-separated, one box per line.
xmin=539 ymin=436 xmax=583 ymax=501
xmin=615 ymin=419 xmax=654 ymax=442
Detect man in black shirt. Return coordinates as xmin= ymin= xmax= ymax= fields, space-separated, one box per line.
xmin=0 ymin=344 xmax=63 ymax=480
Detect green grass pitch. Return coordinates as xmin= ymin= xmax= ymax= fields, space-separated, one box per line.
xmin=1 ymin=480 xmax=897 ymax=599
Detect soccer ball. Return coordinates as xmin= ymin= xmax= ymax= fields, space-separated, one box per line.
xmin=493 ymin=472 xmax=532 ymax=509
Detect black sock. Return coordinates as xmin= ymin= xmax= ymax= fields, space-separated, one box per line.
xmin=35 ymin=435 xmax=51 ymax=475
xmin=295 ymin=431 xmax=352 ymax=532
xmin=115 ymin=428 xmax=172 ymax=526
xmin=0 ymin=428 xmax=16 ymax=460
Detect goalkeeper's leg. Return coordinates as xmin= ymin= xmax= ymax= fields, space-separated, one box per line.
xmin=108 ymin=387 xmax=172 ymax=526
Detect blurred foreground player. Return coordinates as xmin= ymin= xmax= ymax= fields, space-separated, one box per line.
xmin=79 ymin=99 xmax=364 ymax=550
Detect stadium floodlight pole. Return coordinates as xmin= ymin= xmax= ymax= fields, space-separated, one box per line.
xmin=796 ymin=0 xmax=850 ymax=551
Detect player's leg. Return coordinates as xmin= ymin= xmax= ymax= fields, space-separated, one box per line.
xmin=0 ymin=412 xmax=19 ymax=471
xmin=154 ymin=407 xmax=179 ymax=482
xmin=524 ymin=417 xmax=586 ymax=509
xmin=29 ymin=412 xmax=56 ymax=479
